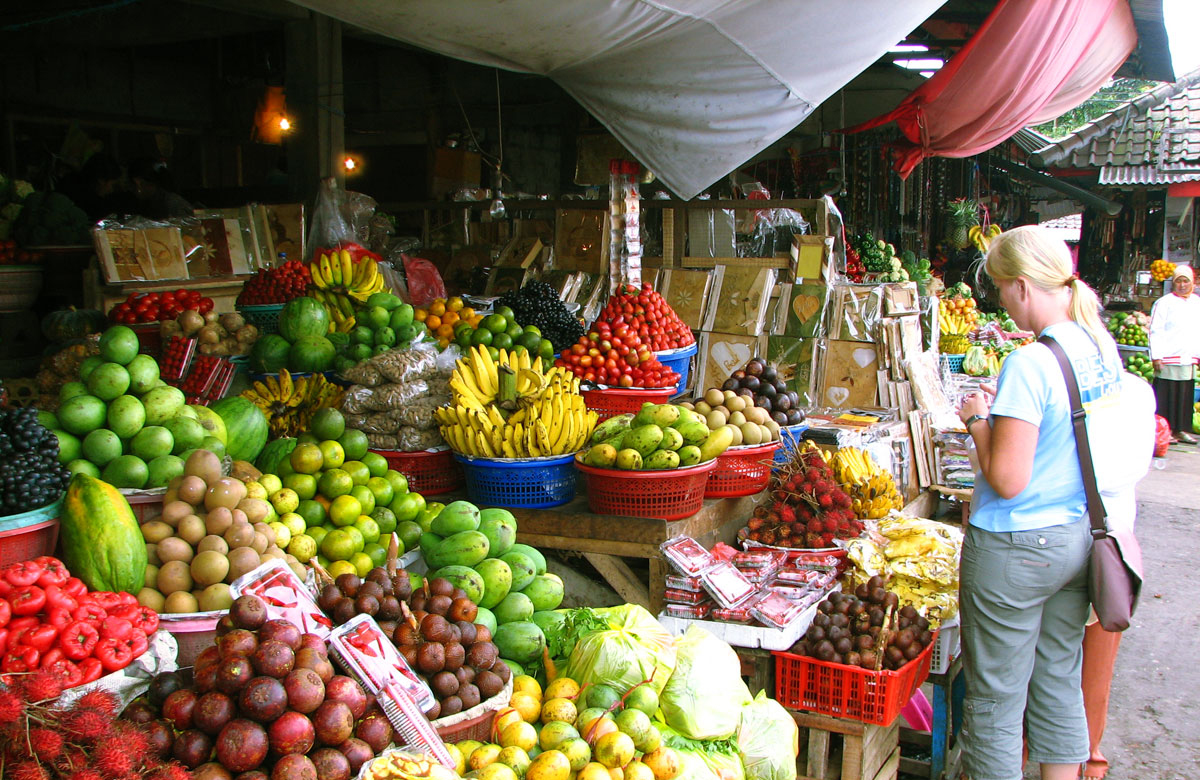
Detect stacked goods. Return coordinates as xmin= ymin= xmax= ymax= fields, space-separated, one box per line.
xmin=579 ymin=405 xmax=733 ymax=470
xmin=413 ymin=296 xmax=478 ymax=351
xmin=107 ymin=289 xmax=215 ymax=325
xmin=677 ymin=390 xmax=781 ymax=446
xmin=249 ymin=295 xmax=336 ymax=374
xmin=1107 ymin=311 xmax=1149 ymax=346
xmin=828 ymin=447 xmax=904 ymax=519
xmin=0 ymin=556 xmax=157 ymax=685
xmin=938 ymin=283 xmax=977 ymax=354
xmin=339 ymin=347 xmax=452 ymax=452
xmin=555 ymin=307 xmax=683 ymax=389
xmin=843 ymin=244 xmax=866 ymax=282
xmin=0 ymin=405 xmax=71 ymax=515
xmin=842 ymin=516 xmax=961 ymax=623
xmin=236 ymin=259 xmax=313 ymax=305
xmin=435 ymin=303 xmax=557 ymax=367
xmin=715 ymin=357 xmax=805 ymax=427
xmin=497 ymin=281 xmax=588 ymax=352
xmin=159 ymin=310 xmax=260 ymax=358
xmin=415 ymin=501 xmax=563 ymax=666
xmin=242 ymin=368 xmax=346 ymax=440
xmin=44 ymin=325 xmax=260 ymax=488
xmin=746 ymin=441 xmax=861 ymax=549
xmin=436 ymin=347 xmax=597 ymax=458
xmin=134 ymin=450 xmax=311 ymax=614
xmin=852 ymin=233 xmax=901 ymax=276
xmin=33 ymin=339 xmax=102 ymax=411
xmin=589 ymin=283 xmax=695 ymax=352
xmin=787 ymin=585 xmax=935 ymax=671
xmin=128 ymin=594 xmax=388 ymax=775
xmin=1125 ymin=353 xmax=1154 ymax=381
xmin=1151 ymin=258 xmax=1176 ymax=282
xmin=433 ymin=674 xmax=684 ymax=780
xmin=309 ymin=246 xmax=389 ymax=332
xmin=0 ymin=668 xmax=182 ymax=779
xmin=334 ymin=292 xmax=428 ymax=371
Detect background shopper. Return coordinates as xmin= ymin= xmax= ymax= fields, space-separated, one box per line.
xmin=1148 ymin=265 xmax=1200 ymax=443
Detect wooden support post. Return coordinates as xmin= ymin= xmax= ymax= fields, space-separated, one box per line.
xmin=791 ymin=710 xmax=900 ymax=780
xmin=583 ymin=553 xmax=651 ymax=610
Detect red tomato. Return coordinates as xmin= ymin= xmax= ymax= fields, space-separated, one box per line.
xmin=197 ymin=298 xmax=214 ymax=314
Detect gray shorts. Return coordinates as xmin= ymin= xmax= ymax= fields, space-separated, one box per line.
xmin=959 ymin=518 xmax=1092 ymax=780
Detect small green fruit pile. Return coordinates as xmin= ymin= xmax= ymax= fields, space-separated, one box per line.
xmin=1125 ymin=353 xmax=1154 ymax=382
xmin=580 ymin=403 xmax=734 ymax=470
xmin=334 ymin=291 xmax=429 ymax=371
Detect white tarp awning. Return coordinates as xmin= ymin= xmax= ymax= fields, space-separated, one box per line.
xmin=288 ymin=0 xmax=947 ymax=199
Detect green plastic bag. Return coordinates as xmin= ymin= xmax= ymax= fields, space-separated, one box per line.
xmin=565 ymin=604 xmax=677 ymax=696
xmin=736 ymin=692 xmax=799 ymax=780
xmin=656 ymin=721 xmax=746 ymax=780
xmin=661 ymin=625 xmax=752 ymax=740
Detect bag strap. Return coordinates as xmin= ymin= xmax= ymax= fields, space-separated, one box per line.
xmin=1038 ymin=335 xmax=1109 ymax=539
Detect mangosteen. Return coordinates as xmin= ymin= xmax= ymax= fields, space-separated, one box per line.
xmin=742 ymin=375 xmax=761 ymax=392
xmin=746 ymin=359 xmax=765 ymax=377
xmin=771 ymin=411 xmax=788 ymax=426
xmin=732 ymin=370 xmax=747 ymax=380
xmin=774 ymin=380 xmax=789 ymax=395
xmin=721 ymin=378 xmax=739 ymax=392
xmin=787 ymin=409 xmax=806 ymax=426
xmin=775 ymin=394 xmax=792 ymax=412
xmin=736 ymin=387 xmax=755 ymax=399
xmin=755 ymin=395 xmax=774 ymax=412
xmin=787 ymin=390 xmax=800 ymax=406
xmin=760 ymin=383 xmax=777 ymax=399
xmin=761 ymin=364 xmax=778 ymax=381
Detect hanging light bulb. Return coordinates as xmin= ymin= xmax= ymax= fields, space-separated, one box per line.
xmin=278 ymin=117 xmax=291 ymax=132
xmin=489 ymin=167 xmax=506 ymax=219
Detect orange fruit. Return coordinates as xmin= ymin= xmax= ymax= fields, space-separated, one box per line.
xmin=443 ymin=310 xmax=459 ymax=326
xmin=436 ymin=324 xmax=455 ymax=340
xmin=471 ymin=314 xmax=485 ymax=327
xmin=426 ymin=314 xmax=442 ymax=330
xmin=430 ymin=301 xmax=447 ymax=317
xmin=461 ymin=307 xmax=476 ymax=320
xmin=448 ymin=296 xmax=465 ymax=312
xmin=414 ymin=309 xmax=428 ymax=322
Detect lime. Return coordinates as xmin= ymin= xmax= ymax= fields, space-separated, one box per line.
xmin=270 ymin=488 xmax=300 ymax=515
xmin=364 ymin=543 xmax=388 ymax=568
xmin=366 ymin=476 xmax=394 ymax=508
xmin=518 ymin=332 xmax=543 ymax=353
xmin=343 ymin=526 xmax=365 ymax=554
xmin=342 ymin=460 xmax=371 ymax=486
xmin=350 ymin=484 xmax=376 ymax=516
xmin=493 ymin=333 xmax=514 ymax=351
xmin=385 ymin=469 xmax=409 ymax=496
xmin=86 ymin=363 xmax=130 ymax=401
xmin=496 ymin=305 xmax=516 ymax=322
xmin=471 ymin=328 xmax=494 ymax=347
xmin=371 ymin=506 xmax=398 ymax=535
xmin=318 ymin=440 xmax=346 ymax=470
xmin=326 ymin=559 xmax=356 ymax=578
xmin=320 ymin=529 xmax=357 ymax=561
xmin=318 ymin=468 xmax=353 ymax=499
xmin=329 ymin=494 xmax=363 ymax=527
xmin=390 ymin=491 xmax=426 ymax=523
xmin=59 ymin=381 xmax=88 ymax=402
xmin=361 ymin=452 xmax=389 ymax=478
xmin=339 ymin=429 xmax=369 ymax=461
xmin=283 ymin=472 xmax=318 ymax=501
xmin=102 ymin=454 xmax=149 ymax=489
xmin=523 ymin=325 xmax=542 ymax=338
xmin=312 ymin=408 xmax=346 ymax=441
xmin=78 ymin=357 xmax=103 ymax=382
xmin=58 ymin=394 xmax=108 ymax=437
xmin=279 ymin=512 xmax=307 ymax=537
xmin=52 ymin=430 xmax=81 ymax=463
xmin=538 ymin=340 xmax=555 ymax=363
xmin=82 ymin=429 xmax=123 ymax=467
xmin=67 ymin=459 xmax=100 ymax=478
xmin=456 ymin=328 xmax=474 ymax=349
xmin=395 ymin=520 xmax=422 ymax=552
xmin=131 ymin=426 xmax=174 ymax=460
xmin=307 ymin=525 xmax=329 ymax=547
xmin=296 ymin=498 xmax=326 ymax=527
xmin=505 ymin=323 xmax=524 ymax=340
xmin=353 ymin=325 xmax=374 ymax=345
xmin=354 ymin=515 xmax=381 ymax=545
xmin=486 ymin=346 xmax=500 ymax=362
xmin=483 ymin=314 xmax=509 ymax=334
xmin=287 ymin=534 xmax=317 ymax=563
xmin=350 ymin=552 xmax=374 ymax=577
xmin=290 ymin=443 xmax=324 ymax=474
xmin=99 ymin=325 xmax=139 ymax=365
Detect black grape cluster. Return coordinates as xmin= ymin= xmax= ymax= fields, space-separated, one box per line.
xmin=0 ymin=406 xmax=71 ymax=516
xmin=497 ymin=281 xmax=585 ymax=351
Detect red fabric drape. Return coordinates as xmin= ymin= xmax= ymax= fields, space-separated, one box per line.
xmin=842 ymin=0 xmax=1137 ymax=179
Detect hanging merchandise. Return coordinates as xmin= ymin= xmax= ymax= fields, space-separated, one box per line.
xmin=609 ymin=160 xmax=642 ymax=294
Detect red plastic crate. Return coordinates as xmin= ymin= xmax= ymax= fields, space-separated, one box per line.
xmin=705 ymin=442 xmax=781 ymax=498
xmin=773 ymin=631 xmax=938 ymax=726
xmin=373 ymin=449 xmax=464 ymax=496
xmin=0 ymin=519 xmax=60 ymax=568
xmin=575 ymin=458 xmax=717 ymax=520
xmin=581 ymin=387 xmax=676 ymax=423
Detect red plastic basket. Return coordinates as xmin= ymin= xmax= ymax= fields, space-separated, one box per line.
xmin=373 ymin=449 xmax=464 ymax=496
xmin=0 ymin=519 xmax=60 ymax=568
xmin=705 ymin=442 xmax=781 ymax=498
xmin=581 ymin=387 xmax=676 ymax=423
xmin=773 ymin=631 xmax=938 ymax=726
xmin=575 ymin=458 xmax=717 ymax=520
xmin=125 ymin=491 xmax=166 ymax=524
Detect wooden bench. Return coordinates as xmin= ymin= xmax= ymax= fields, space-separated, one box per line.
xmin=791 ymin=710 xmax=900 ymax=780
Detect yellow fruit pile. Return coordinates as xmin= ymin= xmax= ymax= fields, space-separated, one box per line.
xmin=309 ymin=249 xmax=388 ymax=332
xmin=241 ymin=368 xmax=345 ymax=438
xmin=416 ymin=296 xmax=481 ymax=348
xmin=830 ymin=447 xmax=905 ymax=519
xmin=1151 ymin=258 xmax=1176 ymax=282
xmin=442 ymin=675 xmax=683 ymax=780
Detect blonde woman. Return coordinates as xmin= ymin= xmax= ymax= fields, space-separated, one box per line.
xmin=956 ymin=226 xmax=1124 ymax=780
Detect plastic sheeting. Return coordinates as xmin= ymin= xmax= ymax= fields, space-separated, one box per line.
xmin=287 ymin=0 xmax=946 ymax=200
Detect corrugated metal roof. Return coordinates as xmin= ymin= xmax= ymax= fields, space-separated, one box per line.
xmin=1098 ymin=165 xmax=1200 ymax=185
xmin=1028 ymin=69 xmax=1200 ymax=170
xmin=1039 ymin=212 xmax=1082 ymax=242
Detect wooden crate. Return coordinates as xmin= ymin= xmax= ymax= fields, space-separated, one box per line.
xmin=792 ymin=710 xmax=899 ymax=780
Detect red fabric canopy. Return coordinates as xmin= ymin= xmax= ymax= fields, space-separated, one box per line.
xmin=843 ymin=0 xmax=1137 ymax=179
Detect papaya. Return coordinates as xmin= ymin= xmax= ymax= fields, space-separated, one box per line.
xmin=426 ymin=530 xmax=489 ymax=569
xmin=61 ymin=473 xmax=148 ymax=594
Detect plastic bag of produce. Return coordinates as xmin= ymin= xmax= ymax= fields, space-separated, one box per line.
xmin=394 ymin=395 xmax=449 ymax=430
xmin=661 ymin=625 xmax=752 ymax=740
xmin=565 ymin=604 xmax=677 ymax=696
xmin=736 ymin=691 xmax=798 ymax=780
xmin=1154 ymin=415 xmax=1171 ymax=457
xmin=657 ymin=722 xmax=746 ymax=780
xmin=341 ymin=361 xmax=384 ymax=387
xmin=376 ymin=344 xmax=439 ymax=384
xmin=395 ymin=426 xmax=445 ymax=451
xmin=366 ymin=433 xmax=398 ymax=450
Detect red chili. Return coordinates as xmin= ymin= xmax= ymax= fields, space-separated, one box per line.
xmin=125 ymin=631 xmax=149 ymax=660
xmin=0 ymin=599 xmax=10 ymax=629
xmin=133 ymin=607 xmax=159 ymax=637
xmin=2 ymin=646 xmax=39 ymax=673
xmin=3 ymin=562 xmax=42 ymax=588
xmin=35 ymin=559 xmax=69 ymax=588
xmin=43 ymin=585 xmax=77 ymax=613
xmin=39 ymin=647 xmax=64 ymax=669
xmin=19 ymin=625 xmax=58 ymax=654
xmin=100 ymin=618 xmax=133 ymax=642
xmin=10 ymin=586 xmax=45 ymax=616
xmin=59 ymin=622 xmax=99 ymax=661
xmin=44 ymin=659 xmax=82 ymax=690
xmin=94 ymin=638 xmax=133 ymax=672
xmin=44 ymin=606 xmax=73 ymax=631
xmin=62 ymin=578 xmax=87 ymax=599
xmin=72 ymin=603 xmax=107 ymax=624
xmin=77 ymin=657 xmax=103 ymax=684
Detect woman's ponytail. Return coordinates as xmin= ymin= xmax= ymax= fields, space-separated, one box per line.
xmin=1067 ymin=277 xmax=1117 ymax=361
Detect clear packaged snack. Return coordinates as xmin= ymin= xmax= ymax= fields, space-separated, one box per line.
xmin=664 ymin=574 xmax=705 ymax=593
xmin=663 ymin=588 xmax=712 ymax=606
xmin=699 ymin=561 xmax=757 ymax=609
xmin=711 ymin=605 xmax=757 ymax=624
xmin=663 ymin=602 xmax=712 ymax=620
xmin=328 ymin=614 xmax=437 ymax=713
xmin=660 ymin=536 xmax=715 ymax=577
xmin=750 ymin=591 xmax=809 ymax=629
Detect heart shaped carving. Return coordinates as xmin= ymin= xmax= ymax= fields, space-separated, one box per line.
xmin=712 ymin=341 xmax=752 ymax=374
xmin=852 ymin=348 xmax=877 ymax=368
xmin=792 ymin=294 xmax=820 ymax=323
xmin=827 ymin=386 xmax=851 ymax=406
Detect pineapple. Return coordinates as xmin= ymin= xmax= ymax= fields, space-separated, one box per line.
xmin=945 ymin=199 xmax=979 ymax=250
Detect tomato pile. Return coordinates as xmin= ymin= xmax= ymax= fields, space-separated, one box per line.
xmin=0 ymin=239 xmax=46 ymax=265
xmin=555 ymin=324 xmax=680 ymax=388
xmin=0 ymin=556 xmax=156 ymax=689
xmin=590 ymin=283 xmax=695 ymax=351
xmin=236 ymin=259 xmax=313 ymax=306
xmin=109 ymin=289 xmax=214 ymax=324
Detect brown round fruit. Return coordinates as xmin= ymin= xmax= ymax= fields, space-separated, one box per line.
xmin=392 ymin=576 xmax=412 ymax=601
xmin=456 ymin=621 xmax=477 ymax=645
xmin=439 ymin=695 xmax=463 ymax=717
xmin=448 ymin=598 xmax=478 ymax=623
xmin=312 ymin=700 xmax=355 ymax=746
xmin=238 ymin=676 xmax=289 ymax=723
xmin=324 ymin=675 xmax=369 ymax=720
xmin=194 ymin=663 xmax=219 ymax=695
xmin=442 ymin=642 xmax=465 ymax=672
xmin=216 ymin=719 xmax=269 ymax=773
xmin=218 ymin=629 xmax=259 ymax=659
xmin=454 ymin=666 xmax=475 ymax=687
xmin=465 ymin=642 xmax=497 ymax=670
xmin=192 ymin=763 xmax=233 ymax=780
xmin=377 ymin=595 xmax=401 ymax=621
xmin=195 ymin=646 xmax=222 ymax=674
xmin=193 ymin=691 xmax=237 ymax=736
xmin=310 ymin=747 xmax=352 ymax=780
xmin=426 ymin=594 xmax=452 ymax=616
xmin=332 ymin=598 xmax=357 ymax=625
xmin=229 ymin=595 xmax=268 ymax=630
xmin=458 ymin=683 xmax=481 ymax=709
xmin=420 ymin=614 xmax=451 ymax=643
xmin=355 ymin=712 xmax=393 ymax=754
xmin=163 ymin=689 xmax=199 ymax=730
xmin=172 ymin=729 xmax=214 ymax=769
xmin=251 ymin=640 xmax=296 ymax=679
xmin=268 ymin=710 xmax=316 ymax=756
xmin=408 ymin=591 xmax=427 ymax=612
xmin=430 ymin=671 xmax=459 ymax=699
xmin=394 ymin=623 xmax=420 ymax=647
xmin=354 ymin=594 xmax=379 ymax=616
xmin=299 ymin=633 xmax=328 ymax=657
xmin=295 ymin=647 xmax=335 ymax=683
xmin=284 ymin=668 xmax=326 ymax=714
xmin=357 ymin=581 xmax=384 ymax=601
xmin=492 ymin=659 xmax=511 ymax=684
xmin=334 ymin=573 xmax=361 ymax=598
xmin=236 ymin=771 xmax=269 ymax=780
xmin=475 ymin=670 xmax=503 ymax=699
xmin=215 ymin=615 xmax=236 ymax=637
xmin=416 ymin=642 xmax=445 ymax=674
xmin=338 ymin=737 xmax=373 ymax=774
xmin=259 ymin=620 xmax=302 ymax=650
xmin=427 ymin=577 xmax=455 ymax=598
xmin=473 ymin=625 xmax=493 ymax=644
xmin=147 ymin=719 xmax=175 ymax=758
xmin=317 ymin=585 xmax=343 ymax=613
xmin=215 ymin=656 xmax=255 ymax=695
xmin=271 ymin=755 xmax=318 ymax=780
xmin=122 ymin=699 xmax=156 ymax=723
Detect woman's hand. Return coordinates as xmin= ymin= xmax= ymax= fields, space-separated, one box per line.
xmin=1153 ymin=359 xmax=1163 ymax=372
xmin=958 ymin=391 xmax=991 ymax=425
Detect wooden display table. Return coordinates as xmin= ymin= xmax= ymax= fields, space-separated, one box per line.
xmin=790 ymin=710 xmax=900 ymax=780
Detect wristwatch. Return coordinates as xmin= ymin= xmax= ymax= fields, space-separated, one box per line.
xmin=963 ymin=414 xmax=988 ymax=431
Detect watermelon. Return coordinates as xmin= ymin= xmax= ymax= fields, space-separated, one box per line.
xmin=210 ymin=397 xmax=269 ymax=462
xmin=289 ymin=337 xmax=336 ymax=373
xmin=250 ymin=334 xmax=290 ymax=373
xmin=257 ymin=437 xmax=298 ymax=473
xmin=278 ymin=296 xmax=331 ymax=342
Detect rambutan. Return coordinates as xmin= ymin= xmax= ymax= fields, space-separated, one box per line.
xmin=747 ymin=516 xmax=764 ymax=531
xmin=777 ymin=525 xmax=791 ymax=538
xmin=747 ymin=530 xmax=762 ymax=542
xmin=777 ymin=504 xmax=796 ymax=524
xmin=805 ymin=533 xmax=821 ymax=547
xmin=760 ymin=530 xmax=777 ymax=545
xmin=62 ymin=709 xmax=112 ymax=743
xmin=29 ymin=726 xmax=64 ymax=761
xmin=20 ymin=671 xmax=63 ymax=702
xmin=817 ymin=493 xmax=834 ymax=508
xmin=94 ymin=743 xmax=135 ymax=778
xmin=771 ymin=489 xmax=789 ymax=503
xmin=819 ymin=533 xmax=835 ymax=547
xmin=800 ymin=482 xmax=814 ymax=495
xmin=10 ymin=760 xmax=49 ymax=780
xmin=66 ymin=770 xmax=104 ymax=780
xmin=75 ymin=689 xmax=119 ymax=716
xmin=112 ymin=721 xmax=150 ymax=761
xmin=0 ymin=690 xmax=24 ymax=725
xmin=143 ymin=763 xmax=191 ymax=780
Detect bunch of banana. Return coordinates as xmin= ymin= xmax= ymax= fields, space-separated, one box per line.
xmin=435 ymin=345 xmax=598 ymax=458
xmin=241 ymin=368 xmax=345 ymax=438
xmin=309 ymin=249 xmax=389 ymax=332
xmin=938 ymin=309 xmax=974 ymax=336
xmin=968 ymin=224 xmax=1003 ymax=253
xmin=830 ymin=446 xmax=905 ymax=519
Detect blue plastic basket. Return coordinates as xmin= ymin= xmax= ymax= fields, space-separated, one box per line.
xmin=940 ymin=353 xmax=966 ymax=374
xmin=655 ymin=341 xmax=698 ymax=396
xmin=774 ymin=422 xmax=811 ymax=466
xmin=452 ymin=453 xmax=578 ymax=509
xmin=238 ymin=304 xmax=285 ymax=336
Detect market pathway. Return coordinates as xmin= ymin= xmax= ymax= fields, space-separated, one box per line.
xmin=1021 ymin=443 xmax=1200 ymax=779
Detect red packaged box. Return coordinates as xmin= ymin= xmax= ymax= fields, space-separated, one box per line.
xmin=182 ymin=355 xmax=222 ymax=397
xmin=750 ymin=590 xmax=809 ymax=629
xmin=664 ymin=574 xmax=705 ymax=593
xmin=663 ymin=588 xmax=712 ymax=606
xmin=328 ymin=614 xmax=437 ymax=713
xmin=700 ymin=561 xmax=757 ymax=609
xmin=664 ymin=602 xmax=711 ymax=620
xmin=661 ymin=536 xmax=716 ymax=577
xmin=711 ymin=605 xmax=757 ymax=624
xmin=161 ymin=337 xmax=196 ymax=382
xmin=732 ymin=550 xmax=787 ymax=569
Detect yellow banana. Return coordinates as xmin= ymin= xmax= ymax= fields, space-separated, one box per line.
xmin=339 ymin=250 xmax=353 ymax=288
xmin=319 ymin=253 xmax=334 ymax=287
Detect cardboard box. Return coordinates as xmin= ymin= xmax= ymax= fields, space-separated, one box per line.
xmin=656 ymin=268 xmax=714 ymax=331
xmin=555 ymin=209 xmax=609 ymax=274
xmin=704 ymin=265 xmax=776 ymax=336
xmin=766 ymin=336 xmax=823 ymax=406
xmin=95 ymin=226 xmax=190 ymax=283
xmin=696 ymin=331 xmax=766 ymax=392
xmin=790 ymin=234 xmax=833 ymax=282
xmin=819 ymin=339 xmax=880 ymax=408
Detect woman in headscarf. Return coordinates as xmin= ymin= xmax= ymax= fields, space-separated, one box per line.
xmin=1148 ymin=264 xmax=1200 ymax=443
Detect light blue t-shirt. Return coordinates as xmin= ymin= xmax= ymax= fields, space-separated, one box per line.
xmin=970 ymin=321 xmax=1123 ymax=533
